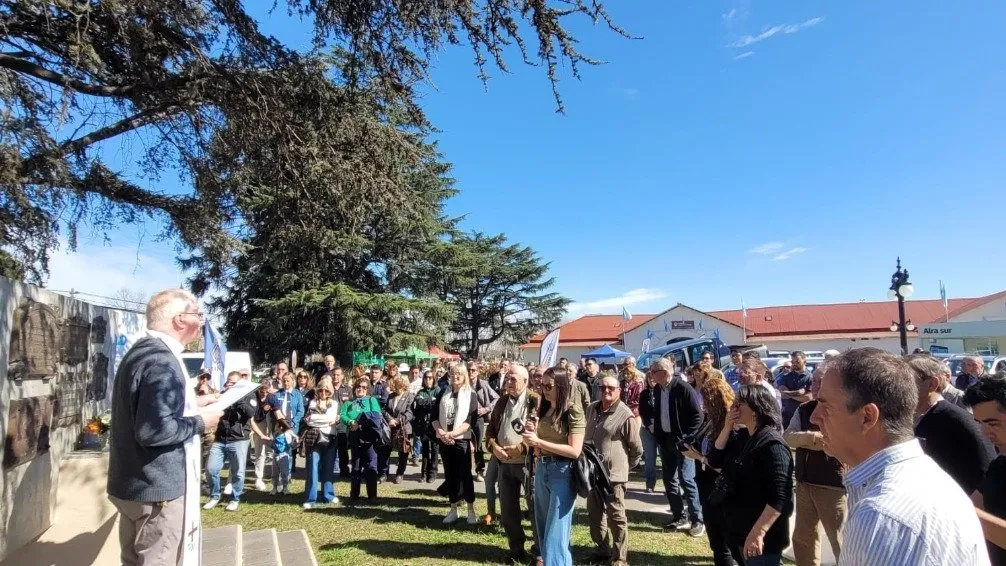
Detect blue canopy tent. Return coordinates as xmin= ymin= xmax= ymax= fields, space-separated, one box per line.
xmin=580 ymin=343 xmax=631 ymax=362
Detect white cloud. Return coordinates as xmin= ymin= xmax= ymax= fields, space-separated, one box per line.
xmin=568 ymin=288 xmax=668 ymax=314
xmin=731 ymin=17 xmax=824 ymax=48
xmin=44 ymin=241 xmax=187 ymax=304
xmin=749 ymin=242 xmax=784 ymax=255
xmin=772 ymin=247 xmax=808 ymax=261
xmin=722 ymin=8 xmax=738 ymax=23
xmin=734 ymin=51 xmax=755 ymax=60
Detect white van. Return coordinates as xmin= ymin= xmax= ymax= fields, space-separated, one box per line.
xmin=180 ymin=351 xmax=254 ymax=381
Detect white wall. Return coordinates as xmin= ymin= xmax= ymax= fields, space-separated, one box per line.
xmin=519 ymin=345 xmax=605 ymax=364
xmin=622 ymin=305 xmax=746 ymax=357
xmin=0 ymin=277 xmax=144 ymax=562
xmin=951 ymin=298 xmax=1006 ymax=322
xmin=759 ymin=336 xmax=912 ymax=355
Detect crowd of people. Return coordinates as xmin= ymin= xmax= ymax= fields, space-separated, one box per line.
xmin=109 ymin=288 xmax=1006 ymax=566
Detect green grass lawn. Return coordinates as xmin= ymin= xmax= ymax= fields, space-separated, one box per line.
xmin=202 ymin=476 xmax=716 ymax=566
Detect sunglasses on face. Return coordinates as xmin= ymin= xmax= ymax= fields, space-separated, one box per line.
xmin=600 ymin=385 xmax=619 ymax=392
xmin=540 ymin=383 xmax=554 ymax=392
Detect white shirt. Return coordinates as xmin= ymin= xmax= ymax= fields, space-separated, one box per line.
xmin=840 ymin=439 xmax=990 ymax=566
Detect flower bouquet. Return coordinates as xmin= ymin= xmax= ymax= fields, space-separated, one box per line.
xmin=78 ymin=410 xmax=111 ymax=451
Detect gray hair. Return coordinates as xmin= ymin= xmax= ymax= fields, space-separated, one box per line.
xmin=904 ymin=354 xmax=944 ymax=383
xmin=651 ymin=357 xmax=676 ymax=374
xmin=145 ymin=288 xmax=197 ymax=329
xmin=830 ymin=348 xmax=916 ymax=443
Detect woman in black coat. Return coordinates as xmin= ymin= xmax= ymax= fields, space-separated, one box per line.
xmin=383 ymin=376 xmax=415 ymax=483
xmin=706 ymin=385 xmax=794 ymax=566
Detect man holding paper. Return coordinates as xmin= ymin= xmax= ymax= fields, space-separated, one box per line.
xmin=108 ymin=288 xmax=223 ymax=565
xmin=203 ymin=371 xmax=257 ymax=511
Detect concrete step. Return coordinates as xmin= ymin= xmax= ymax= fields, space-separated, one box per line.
xmin=276 ymin=530 xmax=317 ymax=566
xmin=203 ymin=524 xmax=243 ymax=566
xmin=242 ymin=528 xmax=282 ymax=566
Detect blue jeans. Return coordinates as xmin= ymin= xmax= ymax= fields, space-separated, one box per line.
xmin=640 ymin=426 xmax=658 ymax=489
xmin=485 ymin=456 xmax=500 ymax=516
xmin=412 ymin=435 xmax=422 ymax=457
xmin=658 ymin=439 xmax=703 ymax=523
xmin=534 ymin=457 xmax=576 ymax=566
xmin=207 ymin=440 xmax=250 ymax=501
xmin=306 ymin=441 xmax=337 ymax=503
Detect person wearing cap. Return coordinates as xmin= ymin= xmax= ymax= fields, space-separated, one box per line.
xmin=302 ymin=378 xmax=341 ymax=509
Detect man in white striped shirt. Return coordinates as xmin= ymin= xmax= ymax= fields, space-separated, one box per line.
xmin=810 ymin=348 xmax=989 ymax=566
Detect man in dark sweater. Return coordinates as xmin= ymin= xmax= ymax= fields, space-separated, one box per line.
xmin=648 ymin=357 xmax=704 ymax=536
xmin=107 ymin=289 xmax=222 ymax=565
xmin=908 ymin=354 xmax=995 ymax=494
xmin=964 ymin=376 xmax=1006 ymax=565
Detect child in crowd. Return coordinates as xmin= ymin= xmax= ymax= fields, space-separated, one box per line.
xmin=271 ymin=417 xmax=298 ymax=494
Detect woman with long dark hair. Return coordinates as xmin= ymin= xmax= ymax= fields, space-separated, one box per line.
xmin=682 ymin=377 xmax=737 ymax=566
xmin=522 ymin=366 xmax=585 ymax=566
xmin=412 ymin=370 xmax=440 ymax=482
xmin=432 ymin=362 xmax=480 ymax=524
xmin=707 ymin=385 xmax=794 ymax=566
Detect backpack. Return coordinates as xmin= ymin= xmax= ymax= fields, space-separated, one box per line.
xmin=357 ymin=410 xmax=392 ymax=447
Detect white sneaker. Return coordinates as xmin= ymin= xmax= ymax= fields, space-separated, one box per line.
xmin=203 ymin=498 xmax=220 ymax=510
xmin=443 ymin=507 xmax=459 ymax=524
xmin=329 ymin=496 xmax=340 ymax=505
xmin=223 ymin=483 xmax=233 ymax=496
xmin=303 ymin=502 xmax=314 ymax=510
xmin=466 ymin=510 xmax=478 ymax=524
xmin=225 ymin=501 xmax=239 ymax=512
xmin=255 ymin=480 xmax=267 ymax=491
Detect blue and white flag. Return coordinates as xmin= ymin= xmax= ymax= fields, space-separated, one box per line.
xmin=203 ymin=322 xmax=227 ymax=391
xmin=622 ymin=307 xmax=632 ymax=321
xmin=645 ymin=328 xmax=654 ymax=340
xmin=698 ymin=320 xmax=705 ymax=330
xmin=713 ymin=328 xmax=721 ymax=341
xmin=540 ymin=327 xmax=561 ymax=368
xmin=940 ymin=280 xmax=948 ymax=310
xmin=663 ymin=319 xmax=670 ymax=333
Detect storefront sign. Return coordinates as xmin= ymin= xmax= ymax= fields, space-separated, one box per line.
xmin=920 ymin=320 xmax=1006 ymax=339
xmin=672 ymin=320 xmax=695 ymax=330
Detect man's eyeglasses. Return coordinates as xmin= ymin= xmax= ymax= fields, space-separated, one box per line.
xmin=600 ymin=385 xmax=619 ymax=392
xmin=177 ymin=311 xmax=205 ymax=319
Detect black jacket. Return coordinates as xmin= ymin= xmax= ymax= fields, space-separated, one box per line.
xmin=708 ymin=426 xmax=795 ymax=554
xmin=412 ymin=386 xmax=439 ymax=438
xmin=915 ymin=399 xmax=996 ymax=494
xmin=651 ymin=379 xmax=702 ymax=444
xmin=215 ymin=396 xmax=256 ymax=443
xmin=639 ymin=384 xmax=657 ymax=429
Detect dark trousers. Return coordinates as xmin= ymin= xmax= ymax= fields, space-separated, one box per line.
xmin=658 ymin=437 xmax=703 ymax=523
xmin=440 ymin=440 xmax=475 ymax=504
xmin=377 ymin=443 xmax=392 ymax=478
xmin=337 ymin=432 xmax=350 ymax=476
xmin=696 ymin=461 xmax=737 ymax=566
xmin=351 ymin=441 xmax=378 ymax=500
xmin=498 ymin=461 xmax=528 ymax=554
xmin=394 ymin=449 xmax=408 ymax=477
xmin=473 ymin=420 xmax=487 ymax=474
xmin=421 ymin=436 xmax=439 ymax=480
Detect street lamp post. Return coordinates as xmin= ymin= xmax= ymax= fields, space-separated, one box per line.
xmin=888 ymin=257 xmax=915 ymax=355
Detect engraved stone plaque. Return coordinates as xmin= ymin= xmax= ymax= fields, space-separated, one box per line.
xmin=3 ymin=397 xmax=54 ymax=469
xmin=7 ymin=299 xmax=61 ymax=379
xmin=89 ymin=353 xmax=109 ymax=401
xmin=60 ymin=315 xmax=91 ymax=365
xmin=53 ymin=373 xmax=86 ymax=428
xmin=90 ymin=316 xmax=107 ymax=344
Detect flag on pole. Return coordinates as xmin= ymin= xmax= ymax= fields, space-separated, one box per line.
xmin=663 ymin=319 xmax=670 ymax=333
xmin=622 ymin=307 xmax=632 ymax=321
xmin=645 ymin=329 xmax=654 ymax=340
xmin=742 ymin=299 xmax=748 ymax=319
xmin=540 ymin=328 xmax=561 ymax=368
xmin=940 ymin=281 xmax=948 ymax=309
xmin=698 ymin=320 xmax=705 ymax=330
xmin=203 ymin=322 xmax=227 ymax=391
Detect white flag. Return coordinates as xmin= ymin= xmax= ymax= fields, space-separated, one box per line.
xmin=641 ymin=337 xmax=651 ymax=353
xmin=540 ymin=328 xmax=561 ymax=368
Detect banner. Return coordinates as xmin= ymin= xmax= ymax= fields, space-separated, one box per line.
xmin=641 ymin=337 xmax=651 ymax=353
xmin=539 ymin=328 xmax=561 ymax=368
xmin=202 ymin=323 xmax=227 ymax=391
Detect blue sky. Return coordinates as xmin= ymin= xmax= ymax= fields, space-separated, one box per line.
xmin=48 ymin=1 xmax=1006 ymax=316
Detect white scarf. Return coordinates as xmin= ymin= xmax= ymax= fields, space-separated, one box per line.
xmin=440 ymin=386 xmax=473 ymax=439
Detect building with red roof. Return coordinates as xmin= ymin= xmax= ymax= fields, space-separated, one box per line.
xmin=521 ymin=291 xmax=1006 ymax=361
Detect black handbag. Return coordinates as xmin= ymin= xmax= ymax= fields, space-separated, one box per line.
xmin=707 ymin=471 xmax=733 ymax=506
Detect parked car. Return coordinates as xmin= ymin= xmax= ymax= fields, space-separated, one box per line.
xmin=180 ymin=351 xmax=254 ymax=382
xmin=636 ymin=337 xmax=767 ymax=372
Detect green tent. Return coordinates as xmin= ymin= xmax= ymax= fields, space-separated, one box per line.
xmin=388 ymin=346 xmax=439 ymax=364
xmin=352 ymin=351 xmax=385 ymax=367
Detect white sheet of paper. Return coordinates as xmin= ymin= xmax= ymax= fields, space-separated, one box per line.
xmin=204 ymin=379 xmax=259 ymax=411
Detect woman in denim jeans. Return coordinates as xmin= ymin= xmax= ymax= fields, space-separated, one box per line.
xmin=521 ymin=366 xmax=585 ymax=566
